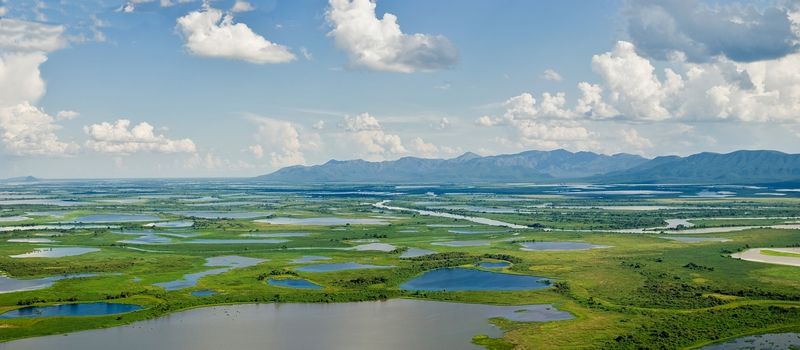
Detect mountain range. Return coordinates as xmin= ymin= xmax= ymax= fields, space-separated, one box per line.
xmin=256 ymin=150 xmax=800 ymax=184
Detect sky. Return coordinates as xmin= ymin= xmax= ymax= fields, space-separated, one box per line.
xmin=1 ymin=0 xmax=800 ymax=178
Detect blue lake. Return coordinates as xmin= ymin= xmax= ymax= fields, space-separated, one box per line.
xmin=400 ymin=248 xmax=436 ymax=258
xmin=401 ymin=268 xmax=551 ymax=291
xmin=519 ymin=241 xmax=607 ymax=251
xmin=431 ymin=240 xmax=490 ymax=247
xmin=0 ymin=273 xmax=97 ymax=294
xmin=155 ymin=256 xmax=265 ymax=291
xmin=701 ymin=333 xmax=800 ymax=349
xmin=71 ymin=214 xmax=160 ymax=223
xmin=268 ymin=278 xmax=322 ymax=290
xmin=0 ymin=303 xmax=142 ymax=319
xmin=295 ymin=262 xmax=394 ymax=273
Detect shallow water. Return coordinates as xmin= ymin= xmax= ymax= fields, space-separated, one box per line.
xmin=256 ymin=217 xmax=389 ymax=226
xmin=401 ymin=268 xmax=551 ymax=291
xmin=154 ymin=256 xmax=265 ymax=291
xmin=0 ymin=273 xmax=97 ymax=294
xmin=0 ymin=216 xmax=29 ymax=222
xmin=268 ymin=278 xmax=322 ymax=289
xmin=400 ymin=248 xmax=436 ymax=258
xmin=0 ymin=300 xmax=571 ymax=350
xmin=375 ymin=201 xmax=527 ymax=229
xmin=186 ymin=239 xmax=289 ymax=244
xmin=7 ymin=238 xmax=54 ymax=243
xmin=519 ymin=241 xmax=607 ymax=251
xmin=351 ymin=243 xmax=397 ymax=252
xmin=241 ymin=232 xmax=310 ymax=238
xmin=449 ymin=229 xmax=509 ymax=235
xmin=71 ymin=214 xmax=160 ymax=223
xmin=191 ymin=290 xmax=216 ymax=297
xmin=700 ymin=332 xmax=800 ymax=349
xmin=0 ymin=302 xmax=142 ymax=319
xmin=174 ymin=211 xmax=272 ymax=219
xmin=10 ymin=247 xmax=100 ymax=258
xmin=146 ymin=220 xmax=194 ymax=228
xmin=659 ymin=236 xmax=731 ymax=243
xmin=295 ymin=262 xmax=394 ymax=273
xmin=431 ymin=240 xmax=490 ymax=247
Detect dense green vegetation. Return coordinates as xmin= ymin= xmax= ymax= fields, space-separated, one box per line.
xmin=0 ymin=182 xmax=799 ymax=348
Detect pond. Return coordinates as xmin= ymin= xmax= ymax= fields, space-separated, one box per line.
xmin=519 ymin=241 xmax=607 ymax=251
xmin=0 ymin=216 xmax=29 ymax=222
xmin=400 ymin=248 xmax=436 ymax=258
xmin=0 ymin=273 xmax=97 ymax=294
xmin=0 ymin=300 xmax=572 ymax=350
xmin=186 ymin=239 xmax=289 ymax=244
xmin=70 ymin=214 xmax=160 ymax=223
xmin=659 ymin=236 xmax=731 ymax=243
xmin=0 ymin=303 xmax=142 ymax=319
xmin=295 ymin=262 xmax=394 ymax=273
xmin=175 ymin=211 xmax=272 ymax=219
xmin=145 ymin=220 xmax=194 ymax=228
xmin=154 ymin=256 xmax=265 ymax=291
xmin=241 ymin=232 xmax=310 ymax=238
xmin=7 ymin=238 xmax=54 ymax=243
xmin=267 ymin=278 xmax=322 ymax=290
xmin=351 ymin=243 xmax=397 ymax=252
xmin=10 ymin=247 xmax=100 ymax=258
xmin=400 ymin=268 xmax=551 ymax=291
xmin=255 ymin=217 xmax=389 ymax=226
xmin=449 ymin=229 xmax=509 ymax=235
xmin=375 ymin=201 xmax=527 ymax=229
xmin=431 ymin=240 xmax=490 ymax=247
xmin=700 ymin=332 xmax=800 ymax=349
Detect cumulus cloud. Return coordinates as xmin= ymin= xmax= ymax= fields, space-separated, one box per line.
xmin=0 ymin=18 xmax=74 ymax=156
xmin=84 ymin=120 xmax=197 ymax=155
xmin=342 ymin=113 xmax=407 ymax=156
xmin=249 ymin=116 xmax=318 ymax=168
xmin=176 ymin=6 xmax=295 ymax=64
xmin=624 ymin=0 xmax=800 ymax=62
xmin=0 ymin=102 xmax=78 ymax=156
xmin=55 ymin=110 xmax=79 ymax=120
xmin=231 ymin=1 xmax=254 ymax=13
xmin=541 ymin=69 xmax=563 ymax=81
xmin=620 ymin=128 xmax=653 ymax=152
xmin=326 ymin=0 xmax=458 ymax=73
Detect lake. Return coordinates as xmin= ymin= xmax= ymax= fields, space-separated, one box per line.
xmin=268 ymin=278 xmax=322 ymax=289
xmin=295 ymin=262 xmax=394 ymax=273
xmin=401 ymin=268 xmax=551 ymax=291
xmin=519 ymin=241 xmax=608 ymax=251
xmin=145 ymin=220 xmax=194 ymax=228
xmin=154 ymin=256 xmax=265 ymax=291
xmin=0 ymin=300 xmax=571 ymax=350
xmin=432 ymin=240 xmax=490 ymax=247
xmin=0 ymin=273 xmax=97 ymax=294
xmin=700 ymin=333 xmax=800 ymax=349
xmin=10 ymin=247 xmax=100 ymax=258
xmin=186 ymin=239 xmax=289 ymax=244
xmin=400 ymin=248 xmax=436 ymax=258
xmin=0 ymin=302 xmax=142 ymax=319
xmin=174 ymin=211 xmax=272 ymax=219
xmin=255 ymin=217 xmax=389 ymax=226
xmin=70 ymin=214 xmax=161 ymax=223
xmin=241 ymin=232 xmax=310 ymax=238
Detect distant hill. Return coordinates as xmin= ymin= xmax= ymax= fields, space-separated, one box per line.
xmin=596 ymin=150 xmax=800 ymax=184
xmin=256 ymin=149 xmax=648 ymax=183
xmin=0 ymin=176 xmax=40 ymax=183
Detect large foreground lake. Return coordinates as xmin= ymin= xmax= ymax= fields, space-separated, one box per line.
xmin=0 ymin=300 xmax=571 ymax=350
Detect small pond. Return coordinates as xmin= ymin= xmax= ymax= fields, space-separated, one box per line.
xmin=400 ymin=267 xmax=550 ymax=291
xmin=267 ymin=278 xmax=322 ymax=290
xmin=10 ymin=247 xmax=100 ymax=258
xmin=0 ymin=303 xmax=142 ymax=319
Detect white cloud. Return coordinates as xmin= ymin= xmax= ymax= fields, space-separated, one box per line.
xmin=343 ymin=112 xmax=382 ymax=131
xmin=300 ymin=47 xmax=313 ymax=60
xmin=0 ymin=102 xmax=78 ymax=156
xmin=341 ymin=113 xmax=406 ymax=157
xmin=0 ymin=19 xmax=74 ymax=156
xmin=326 ymin=0 xmax=458 ymax=73
xmin=84 ymin=119 xmax=197 ymax=155
xmin=230 ymin=0 xmax=254 ymax=13
xmin=475 ymin=115 xmax=502 ymax=127
xmin=620 ymin=128 xmax=653 ymax=152
xmin=249 ymin=116 xmax=317 ymax=168
xmin=541 ymin=69 xmax=562 ymax=82
xmin=176 ymin=6 xmax=295 ymax=64
xmin=55 ymin=110 xmax=79 ymax=120
xmin=312 ymin=120 xmax=325 ymax=130
xmin=437 ymin=117 xmax=450 ymax=129
xmin=0 ymin=18 xmax=66 ymax=52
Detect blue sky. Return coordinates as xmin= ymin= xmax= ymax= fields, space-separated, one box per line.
xmin=1 ymin=0 xmax=799 ymax=178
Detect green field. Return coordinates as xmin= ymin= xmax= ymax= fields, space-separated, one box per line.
xmin=1 ymin=182 xmax=800 ymax=349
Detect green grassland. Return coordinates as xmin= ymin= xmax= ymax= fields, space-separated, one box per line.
xmin=0 ymin=186 xmax=799 ymax=349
